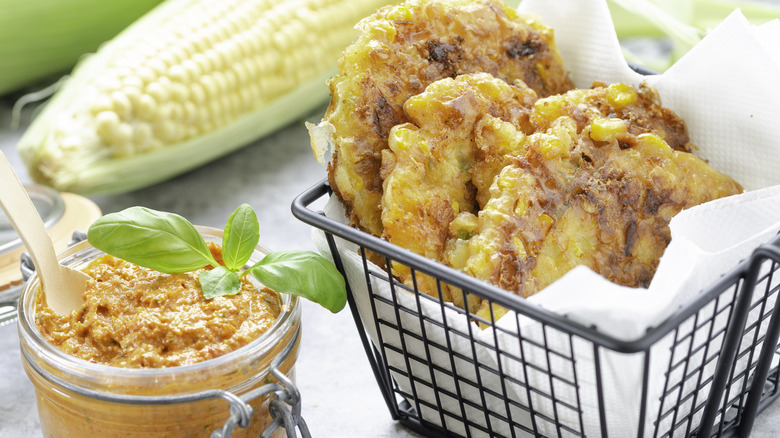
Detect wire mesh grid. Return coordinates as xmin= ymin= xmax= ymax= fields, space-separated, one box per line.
xmin=292 ymin=181 xmax=780 ymax=437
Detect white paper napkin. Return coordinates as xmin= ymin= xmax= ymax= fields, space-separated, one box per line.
xmin=311 ymin=1 xmax=780 ymax=435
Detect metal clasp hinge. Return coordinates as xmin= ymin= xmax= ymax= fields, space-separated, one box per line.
xmin=212 ymin=348 xmax=310 ymax=438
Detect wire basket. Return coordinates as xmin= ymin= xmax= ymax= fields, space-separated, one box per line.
xmin=292 ymin=180 xmax=780 ymax=437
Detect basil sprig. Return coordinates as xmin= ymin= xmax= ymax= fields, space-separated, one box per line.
xmin=87 ymin=204 xmax=346 ymax=313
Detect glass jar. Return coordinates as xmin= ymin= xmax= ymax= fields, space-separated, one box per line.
xmin=17 ymin=226 xmax=302 ymax=438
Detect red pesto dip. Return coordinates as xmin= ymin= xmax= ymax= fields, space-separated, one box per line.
xmin=34 ymin=243 xmax=282 ymax=368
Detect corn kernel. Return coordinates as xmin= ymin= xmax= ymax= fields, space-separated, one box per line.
xmin=94 ymin=76 xmax=122 ymax=92
xmin=209 ymin=98 xmax=224 ymax=119
xmin=146 ymin=82 xmax=170 ymax=103
xmin=513 ymin=197 xmax=529 ymax=216
xmin=511 ymin=236 xmax=528 ymax=258
xmin=589 ymin=117 xmax=627 ymax=142
xmin=263 ymin=51 xmax=281 ymax=74
xmin=447 ymin=239 xmax=471 ymax=270
xmin=121 ymin=75 xmax=145 ymax=90
xmin=637 ymin=132 xmax=672 ymax=151
xmin=135 ymin=94 xmax=157 ymax=121
xmin=196 ymin=106 xmax=209 ymax=124
xmin=167 ymin=45 xmax=188 ymax=65
xmin=89 ymin=94 xmax=115 ymax=115
xmin=189 ymin=82 xmax=206 ymax=104
xmin=223 ymin=68 xmax=237 ymax=91
xmin=113 ymin=122 xmax=133 ymax=145
xmin=539 ymin=212 xmax=554 ymax=234
xmin=122 ymin=86 xmax=142 ymax=107
xmin=247 ymin=82 xmax=262 ymax=104
xmin=156 ymin=102 xmax=173 ymax=121
xmin=193 ymin=51 xmax=213 ymax=74
xmin=232 ymin=62 xmax=249 ymax=85
xmin=182 ymin=101 xmax=198 ymax=123
xmin=199 ymin=74 xmax=218 ymax=98
xmin=95 ymin=111 xmax=120 ymax=141
xmin=109 ymin=91 xmax=132 ymax=119
xmin=532 ymin=96 xmax=569 ymax=125
xmin=572 ymin=242 xmax=584 ymax=258
xmin=170 ymin=103 xmax=184 ymax=121
xmin=205 ymin=48 xmax=224 ymax=71
xmin=134 ymin=66 xmax=157 ymax=85
xmin=180 ymin=59 xmax=202 ymax=82
xmin=387 ymin=5 xmax=413 ymax=22
xmin=212 ymin=71 xmax=228 ymax=94
xmin=154 ymin=121 xmax=179 ymax=142
xmin=170 ymin=83 xmax=189 ymax=102
xmin=133 ymin=123 xmax=154 ymax=149
xmin=147 ymin=58 xmax=168 ymax=76
xmin=607 ymin=83 xmax=638 ymax=108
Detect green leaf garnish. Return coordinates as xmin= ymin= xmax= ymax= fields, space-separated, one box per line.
xmin=87 ymin=205 xmax=347 ymax=313
xmin=200 ymin=266 xmax=241 ymax=299
xmin=222 ymin=203 xmax=259 ymax=271
xmin=88 ymin=206 xmax=219 ymax=273
xmin=249 ymin=250 xmax=347 ymax=313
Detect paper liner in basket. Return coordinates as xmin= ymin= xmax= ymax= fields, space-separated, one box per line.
xmin=311 ymin=0 xmax=780 ymax=436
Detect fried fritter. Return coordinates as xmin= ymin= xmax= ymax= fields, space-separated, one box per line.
xmin=380 ymin=73 xmax=742 ymax=313
xmin=444 ymin=80 xmax=744 ymax=307
xmin=319 ymin=0 xmax=574 ymax=237
xmin=381 ymin=73 xmax=538 ymax=308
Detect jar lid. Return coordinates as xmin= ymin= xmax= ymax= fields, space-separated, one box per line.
xmin=0 ymin=186 xmax=102 ymax=303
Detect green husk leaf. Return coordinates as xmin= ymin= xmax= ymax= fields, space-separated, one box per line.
xmin=0 ymin=0 xmax=162 ymax=97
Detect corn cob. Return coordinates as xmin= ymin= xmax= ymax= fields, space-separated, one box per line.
xmin=17 ymin=0 xmax=393 ymax=195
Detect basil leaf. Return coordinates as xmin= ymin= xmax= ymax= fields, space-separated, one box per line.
xmin=249 ymin=250 xmax=346 ymax=313
xmin=88 ymin=206 xmax=219 ymax=274
xmin=200 ymin=266 xmax=241 ymax=299
xmin=222 ymin=204 xmax=260 ymax=271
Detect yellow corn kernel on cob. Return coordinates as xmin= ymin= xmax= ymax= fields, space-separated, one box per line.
xmin=17 ymin=0 xmax=392 ymax=194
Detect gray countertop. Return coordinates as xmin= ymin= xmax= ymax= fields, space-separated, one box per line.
xmin=1 ymin=83 xmax=779 ymax=437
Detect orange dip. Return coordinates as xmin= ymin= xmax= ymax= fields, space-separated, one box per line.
xmin=34 ymin=244 xmax=282 ymax=368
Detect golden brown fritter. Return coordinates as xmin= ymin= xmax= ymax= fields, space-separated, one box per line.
xmin=443 ymin=80 xmax=744 ymax=309
xmin=380 ymin=74 xmax=742 ymax=314
xmin=380 ymin=73 xmax=538 ymax=309
xmin=319 ymin=0 xmax=574 ymax=237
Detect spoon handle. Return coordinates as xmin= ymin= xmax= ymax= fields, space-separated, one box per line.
xmin=0 ymin=152 xmax=64 ymax=293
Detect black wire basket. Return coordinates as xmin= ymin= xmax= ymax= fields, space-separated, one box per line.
xmin=292 ymin=180 xmax=780 ymax=437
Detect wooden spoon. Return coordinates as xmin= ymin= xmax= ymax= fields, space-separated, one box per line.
xmin=0 ymin=152 xmax=87 ymax=315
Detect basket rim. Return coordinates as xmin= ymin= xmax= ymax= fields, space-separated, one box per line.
xmin=293 ymin=178 xmax=769 ymax=354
